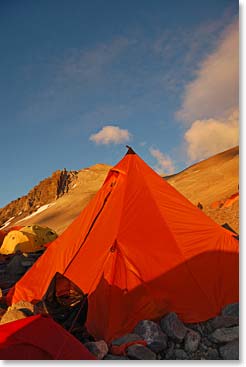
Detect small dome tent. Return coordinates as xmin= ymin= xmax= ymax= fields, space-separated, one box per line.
xmin=0 ymin=225 xmax=57 ymax=255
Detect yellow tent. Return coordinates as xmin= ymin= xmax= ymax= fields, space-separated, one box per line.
xmin=0 ymin=225 xmax=58 ymax=255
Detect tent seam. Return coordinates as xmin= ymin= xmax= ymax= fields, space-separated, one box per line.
xmin=63 ymin=187 xmax=114 ymax=275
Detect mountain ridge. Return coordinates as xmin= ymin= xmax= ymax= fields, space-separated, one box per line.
xmin=0 ymin=146 xmax=239 ymax=234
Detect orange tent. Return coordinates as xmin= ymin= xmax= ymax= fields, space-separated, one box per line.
xmin=9 ymin=147 xmax=239 ymax=342
xmin=222 ymin=192 xmax=239 ymax=208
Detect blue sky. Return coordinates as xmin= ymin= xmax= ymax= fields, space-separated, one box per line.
xmin=0 ymin=0 xmax=238 ymax=208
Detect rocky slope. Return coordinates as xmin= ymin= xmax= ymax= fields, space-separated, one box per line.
xmin=0 ymin=169 xmax=79 ymax=229
xmin=166 ymin=146 xmax=239 ymax=233
xmin=0 ymin=164 xmax=112 ymax=234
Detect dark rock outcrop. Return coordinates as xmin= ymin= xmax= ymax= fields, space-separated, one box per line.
xmin=0 ymin=169 xmax=78 ymax=228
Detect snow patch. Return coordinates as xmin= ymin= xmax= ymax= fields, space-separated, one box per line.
xmin=17 ymin=203 xmax=55 ymax=223
xmin=0 ymin=216 xmax=15 ymax=229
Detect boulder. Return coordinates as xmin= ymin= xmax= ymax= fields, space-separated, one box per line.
xmin=85 ymin=340 xmax=108 ymax=360
xmin=185 ymin=322 xmax=205 ymax=336
xmin=104 ymin=354 xmax=129 ymax=360
xmin=10 ymin=300 xmax=34 ymax=313
xmin=6 ymin=254 xmax=26 ymax=276
xmin=0 ymin=308 xmax=27 ymax=325
xmin=206 ymin=348 xmax=220 ymax=360
xmin=221 ymin=303 xmax=239 ymax=318
xmin=201 ymin=337 xmax=213 ymax=347
xmin=184 ymin=329 xmax=201 ymax=353
xmin=199 ymin=343 xmax=208 ymax=352
xmin=111 ymin=333 xmax=144 ymax=346
xmin=164 ymin=341 xmax=175 ymax=360
xmin=219 ymin=340 xmax=239 ymax=360
xmin=209 ymin=326 xmax=239 ymax=344
xmin=160 ymin=312 xmax=187 ymax=342
xmin=174 ymin=349 xmax=189 ymax=360
xmin=126 ymin=344 xmax=156 ymax=360
xmin=134 ymin=319 xmax=167 ymax=353
xmin=209 ymin=316 xmax=238 ymax=330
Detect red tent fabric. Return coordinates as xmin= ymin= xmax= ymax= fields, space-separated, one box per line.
xmin=0 ymin=315 xmax=96 ymax=360
xmin=9 ymin=148 xmax=239 ymax=342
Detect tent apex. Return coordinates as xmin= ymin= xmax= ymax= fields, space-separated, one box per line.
xmin=126 ymin=145 xmax=136 ymax=155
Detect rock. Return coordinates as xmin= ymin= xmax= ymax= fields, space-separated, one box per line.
xmin=185 ymin=322 xmax=205 ymax=336
xmin=164 ymin=341 xmax=175 ymax=360
xmin=189 ymin=350 xmax=205 ymax=360
xmin=6 ymin=254 xmax=26 ymax=276
xmin=209 ymin=326 xmax=239 ymax=344
xmin=221 ymin=303 xmax=239 ymax=318
xmin=21 ymin=260 xmax=34 ymax=267
xmin=0 ymin=300 xmax=34 ymax=325
xmin=104 ymin=354 xmax=129 ymax=360
xmin=0 ymin=308 xmax=27 ymax=324
xmin=203 ymin=320 xmax=214 ymax=335
xmin=201 ymin=337 xmax=213 ymax=347
xmin=126 ymin=344 xmax=156 ymax=360
xmin=219 ymin=339 xmax=239 ymax=360
xmin=206 ymin=348 xmax=220 ymax=360
xmin=10 ymin=300 xmax=34 ymax=313
xmin=199 ymin=343 xmax=208 ymax=352
xmin=184 ymin=329 xmax=201 ymax=352
xmin=111 ymin=333 xmax=144 ymax=346
xmin=85 ymin=340 xmax=108 ymax=360
xmin=134 ymin=319 xmax=167 ymax=353
xmin=174 ymin=349 xmax=189 ymax=360
xmin=209 ymin=316 xmax=238 ymax=330
xmin=160 ymin=312 xmax=187 ymax=342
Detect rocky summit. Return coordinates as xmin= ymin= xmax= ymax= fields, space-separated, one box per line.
xmin=0 ymin=168 xmax=78 ymax=228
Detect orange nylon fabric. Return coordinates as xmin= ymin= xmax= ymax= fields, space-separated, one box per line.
xmin=222 ymin=192 xmax=239 ymax=208
xmin=10 ymin=149 xmax=239 ymax=342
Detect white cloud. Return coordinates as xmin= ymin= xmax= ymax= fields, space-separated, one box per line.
xmin=149 ymin=148 xmax=175 ymax=175
xmin=185 ymin=109 xmax=239 ymax=161
xmin=176 ymin=20 xmax=238 ymax=123
xmin=174 ymin=20 xmax=239 ymax=163
xmin=89 ymin=125 xmax=132 ymax=145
